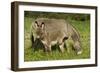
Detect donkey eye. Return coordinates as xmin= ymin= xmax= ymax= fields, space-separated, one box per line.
xmin=37 ymin=24 xmax=39 ymax=27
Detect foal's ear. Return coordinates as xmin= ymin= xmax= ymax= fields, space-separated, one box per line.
xmin=34 ymin=21 xmax=39 ymax=28
xmin=41 ymin=22 xmax=45 ymax=29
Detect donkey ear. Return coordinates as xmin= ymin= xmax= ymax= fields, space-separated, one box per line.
xmin=41 ymin=22 xmax=45 ymax=29
xmin=34 ymin=21 xmax=39 ymax=28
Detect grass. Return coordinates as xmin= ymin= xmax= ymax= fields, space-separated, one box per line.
xmin=24 ymin=17 xmax=90 ymax=61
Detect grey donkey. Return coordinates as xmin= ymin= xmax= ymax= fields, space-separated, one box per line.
xmin=30 ymin=18 xmax=82 ymax=55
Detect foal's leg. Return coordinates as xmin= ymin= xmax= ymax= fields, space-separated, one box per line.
xmin=58 ymin=39 xmax=65 ymax=53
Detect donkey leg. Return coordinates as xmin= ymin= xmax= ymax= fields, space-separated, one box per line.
xmin=58 ymin=39 xmax=65 ymax=53
xmin=59 ymin=43 xmax=65 ymax=53
xmin=43 ymin=43 xmax=51 ymax=52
